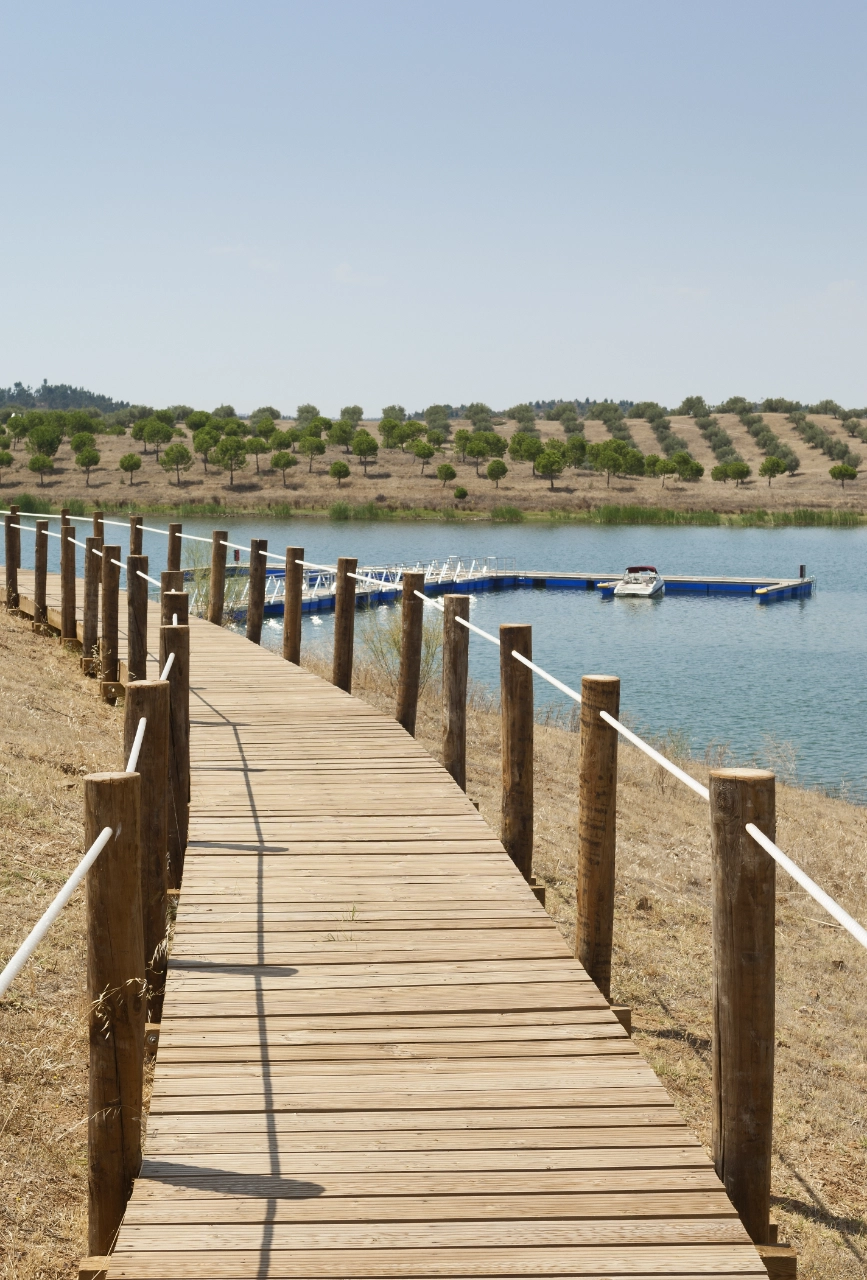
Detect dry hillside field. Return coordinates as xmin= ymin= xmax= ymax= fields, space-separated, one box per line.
xmin=1 ymin=412 xmax=864 ymax=516
xmin=1 ymin=608 xmax=865 ymax=1279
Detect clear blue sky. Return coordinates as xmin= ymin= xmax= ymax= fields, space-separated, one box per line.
xmin=2 ymin=1 xmax=865 ymax=414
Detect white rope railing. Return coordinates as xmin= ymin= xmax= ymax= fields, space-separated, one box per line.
xmin=137 ymin=569 xmax=161 ymax=587
xmin=0 ymin=826 xmax=114 ymax=999
xmin=160 ymin=651 xmax=175 ymax=680
xmin=126 ymin=718 xmax=146 ymax=772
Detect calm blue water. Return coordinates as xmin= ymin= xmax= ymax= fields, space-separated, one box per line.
xmin=7 ymin=512 xmax=865 ymax=799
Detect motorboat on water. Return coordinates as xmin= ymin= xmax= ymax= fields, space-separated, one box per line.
xmin=613 ymin=566 xmax=665 ymax=598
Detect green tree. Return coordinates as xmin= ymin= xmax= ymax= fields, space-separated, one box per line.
xmin=193 ymin=426 xmax=220 ymax=472
xmin=185 ymin=411 xmax=211 ymax=432
xmin=0 ymin=449 xmax=13 ymax=482
xmin=711 ymin=464 xmax=730 ymax=483
xmin=424 ymin=404 xmax=451 ymax=433
xmin=510 ymin=432 xmax=543 ymax=474
xmin=643 ymin=453 xmax=661 ymax=477
xmin=830 ymin=464 xmax=858 ymax=488
xmin=413 ymin=440 xmax=436 ymax=473
xmin=396 ymin=421 xmax=425 ymax=451
xmin=299 ymin=435 xmax=327 ymax=472
xmin=670 ymin=451 xmax=703 ymax=481
xmin=535 ymin=448 xmax=565 ymax=489
xmin=586 ymin=402 xmax=624 ymax=428
xmin=378 ymin=417 xmax=403 ymax=448
xmin=271 ymin=451 xmax=298 ymax=486
xmin=75 ymin=446 xmax=100 ymax=485
xmin=454 ymin=486 xmax=468 ymax=500
xmin=329 ymin=459 xmax=351 ymax=487
xmin=119 ymin=453 xmax=142 ymax=485
xmin=487 ymin=459 xmax=508 ymax=488
xmin=565 ymin=434 xmax=587 ymax=468
xmin=253 ymin=417 xmax=276 ymax=440
xmin=295 ymin=403 xmax=319 ymax=430
xmin=437 ymin=463 xmax=457 ymax=487
xmin=212 ymin=404 xmax=237 ymax=419
xmin=728 ymin=461 xmax=751 ymax=487
xmin=382 ymin=404 xmax=406 ymax=423
xmin=759 ymin=455 xmax=786 ymax=485
xmin=717 ymin=395 xmax=751 ymax=415
xmin=453 ymin=429 xmax=471 ymax=461
xmin=152 ymin=408 xmax=175 ymax=426
xmin=9 ymin=417 xmax=29 ymax=448
xmin=587 ymin=439 xmax=629 ymax=486
xmin=271 ymin=427 xmax=300 ymax=452
xmin=160 ymin=442 xmax=193 ymax=485
xmin=340 ymin=405 xmax=364 ymax=427
xmin=426 ymin=428 xmax=446 ymax=449
xmin=308 ymin=416 xmax=333 ymax=436
xmin=676 ymin=395 xmax=709 ymax=417
xmin=657 ymin=459 xmax=678 ymax=487
xmin=465 ymin=434 xmax=490 ymax=475
xmin=70 ymin=430 xmax=96 ymax=454
xmin=480 ymin=431 xmax=507 ymax=458
xmin=28 ymin=454 xmax=54 ymax=486
xmin=352 ymin=430 xmax=379 ymax=474
xmin=246 ymin=436 xmax=269 ymax=473
xmin=506 ymin=403 xmax=536 ymax=430
xmin=143 ymin=419 xmax=174 ymax=459
xmin=328 ymin=420 xmax=354 ymax=451
xmin=27 ymin=422 xmax=64 ymax=457
xmin=214 ymin=435 xmax=247 ymax=486
xmin=251 ymin=405 xmax=281 ymax=423
xmin=466 ymin=402 xmax=492 ymax=431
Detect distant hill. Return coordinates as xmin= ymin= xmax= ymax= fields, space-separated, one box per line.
xmin=0 ymin=379 xmax=130 ymax=413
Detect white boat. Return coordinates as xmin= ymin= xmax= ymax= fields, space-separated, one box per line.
xmin=613 ymin=566 xmax=665 ymax=598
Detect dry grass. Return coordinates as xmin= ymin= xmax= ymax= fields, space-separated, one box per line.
xmin=303 ymin=636 xmax=867 ymax=1279
xmin=0 ymin=608 xmax=123 ymax=1279
xmin=1 ymin=412 xmax=864 ymax=516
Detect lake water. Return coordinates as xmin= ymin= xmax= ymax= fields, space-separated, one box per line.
xmin=8 ymin=512 xmax=866 ymax=800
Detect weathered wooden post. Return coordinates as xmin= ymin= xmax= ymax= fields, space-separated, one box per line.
xmin=60 ymin=523 xmax=77 ymax=646
xmin=160 ymin=569 xmax=184 ymax=623
xmin=81 ymin=537 xmax=102 ymax=673
xmin=500 ymin=623 xmax=533 ymax=881
xmin=167 ymin=522 xmax=182 ymax=573
xmin=442 ymin=594 xmax=470 ymax=790
xmin=100 ymin=545 xmax=121 ymax=701
xmin=84 ymin=771 xmax=145 ymax=1256
xmin=208 ymin=530 xmax=228 ymax=625
xmin=332 ymin=556 xmax=357 ymax=692
xmin=60 ymin=506 xmax=70 ymax=527
xmin=159 ymin=622 xmax=190 ymax=889
xmin=395 ymin=571 xmax=426 ymax=735
xmin=575 ymin=675 xmax=621 ymax=1001
xmin=126 ymin=554 xmax=149 ymax=682
xmin=282 ymin=545 xmax=303 ymax=664
xmin=92 ymin=511 xmax=104 ymax=583
xmin=246 ymin=538 xmax=268 ymax=644
xmin=709 ymin=768 xmax=776 ymax=1248
xmin=4 ymin=505 xmax=19 ymax=608
xmin=161 ymin=590 xmax=189 ymax=627
xmin=124 ymin=681 xmax=170 ymax=1020
xmin=33 ymin=520 xmax=48 ymax=627
xmin=129 ymin=514 xmax=143 ymax=556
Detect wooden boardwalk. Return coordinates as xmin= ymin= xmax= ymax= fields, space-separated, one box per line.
xmin=17 ymin=574 xmax=768 ymax=1277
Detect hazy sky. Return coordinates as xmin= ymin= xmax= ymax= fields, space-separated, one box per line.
xmin=2 ymin=1 xmax=865 ymax=414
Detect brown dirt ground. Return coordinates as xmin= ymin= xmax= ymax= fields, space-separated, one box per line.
xmin=1 ymin=413 xmax=864 ymax=516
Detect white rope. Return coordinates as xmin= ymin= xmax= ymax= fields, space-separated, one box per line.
xmin=137 ymin=569 xmax=161 ymax=586
xmin=160 ymin=651 xmax=175 ymax=680
xmin=172 ymin=613 xmax=178 ymax=626
xmin=599 ymin=710 xmax=710 ymax=800
xmin=510 ymin=651 xmax=584 ymax=703
xmin=298 ymin=559 xmax=337 ymax=571
xmin=0 ymin=826 xmax=114 ymax=999
xmin=91 ymin=546 xmax=103 ymax=558
xmin=414 ymin=589 xmax=501 ymax=645
xmin=126 ymin=718 xmax=147 ymax=772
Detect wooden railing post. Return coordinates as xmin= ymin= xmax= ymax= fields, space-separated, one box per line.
xmin=160 ymin=569 xmax=183 ymax=622
xmin=100 ymin=545 xmax=121 ymax=700
xmin=92 ymin=511 xmax=104 ymax=583
xmin=129 ymin=514 xmax=143 ymax=556
xmin=60 ymin=507 xmax=70 ymax=527
xmin=500 ymin=623 xmax=533 ymax=881
xmin=396 ymin=571 xmax=426 ymax=736
xmin=81 ymin=536 xmax=102 ymax=673
xmin=709 ymin=768 xmax=776 ymax=1247
xmin=246 ymin=538 xmax=268 ymax=644
xmin=442 ymin=594 xmax=470 ymax=790
xmin=161 ymin=590 xmax=189 ymax=627
xmin=126 ymin=554 xmax=149 ymax=682
xmin=159 ymin=623 xmax=190 ymax=889
xmin=208 ymin=530 xmax=228 ymax=625
xmin=4 ymin=506 xmax=19 ymax=608
xmin=332 ymin=556 xmax=357 ymax=692
xmin=60 ymin=523 xmax=77 ymax=646
xmin=124 ymin=681 xmax=170 ymax=1020
xmin=283 ymin=545 xmax=303 ymax=664
xmin=34 ymin=520 xmax=48 ymax=627
xmin=575 ymin=675 xmax=620 ymax=1001
xmin=84 ymin=770 xmax=145 ymax=1256
xmin=167 ymin=522 xmax=182 ymax=573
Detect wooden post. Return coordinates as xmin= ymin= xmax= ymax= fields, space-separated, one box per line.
xmin=246 ymin=538 xmax=268 ymax=644
xmin=710 ymin=768 xmax=776 ymax=1247
xmin=167 ymin=522 xmax=182 ymax=573
xmin=442 ymin=594 xmax=470 ymax=790
xmin=161 ymin=590 xmax=189 ymax=627
xmin=60 ymin=523 xmax=77 ymax=645
xmin=124 ymin=681 xmax=170 ymax=1021
xmin=283 ymin=546 xmax=303 ymax=664
xmin=396 ymin=571 xmax=426 ymax=736
xmin=159 ymin=624 xmax=190 ymax=889
xmin=100 ymin=545 xmax=121 ymax=699
xmin=34 ymin=520 xmax=48 ymax=626
xmin=575 ymin=675 xmax=621 ymax=1001
xmin=129 ymin=515 xmax=143 ymax=556
xmin=500 ymin=623 xmax=533 ymax=881
xmin=126 ymin=554 xmax=149 ymax=682
xmin=208 ymin=530 xmax=228 ymax=625
xmin=5 ymin=510 xmax=19 ymax=608
xmin=92 ymin=511 xmax=104 ymax=583
xmin=81 ymin=536 xmax=102 ymax=672
xmin=84 ymin=771 xmax=145 ymax=1256
xmin=331 ymin=556 xmax=357 ymax=692
xmin=60 ymin=507 xmax=70 ymax=526
xmin=160 ymin=569 xmax=183 ymax=623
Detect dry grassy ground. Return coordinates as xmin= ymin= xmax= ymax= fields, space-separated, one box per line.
xmin=0 ymin=412 xmax=863 ymax=517
xmin=3 ymin=607 xmax=866 ymax=1278
xmin=0 ymin=610 xmax=123 ymax=1279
